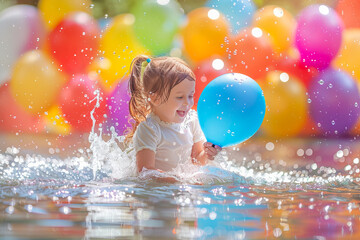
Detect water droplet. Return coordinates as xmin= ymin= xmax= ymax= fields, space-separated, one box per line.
xmin=209 ymin=211 xmax=217 ymax=220
xmin=273 ymin=228 xmax=282 ymax=237
xmin=265 ymin=142 xmax=274 ymax=151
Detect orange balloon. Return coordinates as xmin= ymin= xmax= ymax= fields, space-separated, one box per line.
xmin=336 ymin=0 xmax=360 ymax=29
xmin=260 ymin=70 xmax=307 ymax=137
xmin=10 ymin=50 xmax=68 ymax=114
xmin=334 ymin=29 xmax=360 ymax=82
xmin=227 ymin=27 xmax=275 ymax=80
xmin=182 ymin=7 xmax=230 ymax=63
xmin=351 ymin=119 xmax=360 ymax=136
xmin=253 ymin=5 xmax=296 ymax=53
xmin=301 ymin=116 xmax=321 ymax=137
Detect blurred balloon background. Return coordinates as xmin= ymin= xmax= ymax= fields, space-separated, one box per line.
xmin=0 ymin=0 xmax=359 ymax=139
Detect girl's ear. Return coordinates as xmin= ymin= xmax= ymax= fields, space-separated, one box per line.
xmin=149 ymin=93 xmax=161 ymax=106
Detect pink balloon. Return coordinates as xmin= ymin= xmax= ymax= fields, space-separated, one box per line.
xmin=295 ymin=5 xmax=343 ymax=70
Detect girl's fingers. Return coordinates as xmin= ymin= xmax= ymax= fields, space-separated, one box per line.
xmin=204 ymin=142 xmax=222 ymax=160
xmin=204 ymin=142 xmax=222 ymax=151
xmin=205 ymin=146 xmax=217 ymax=156
xmin=206 ymin=151 xmax=215 ymax=160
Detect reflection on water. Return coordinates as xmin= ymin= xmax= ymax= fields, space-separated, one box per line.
xmin=1 ymin=133 xmax=360 ymax=239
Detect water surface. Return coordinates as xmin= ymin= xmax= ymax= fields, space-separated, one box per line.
xmin=1 ymin=133 xmax=360 ymax=239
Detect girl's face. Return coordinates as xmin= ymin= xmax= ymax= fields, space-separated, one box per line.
xmin=152 ymin=79 xmax=195 ymax=123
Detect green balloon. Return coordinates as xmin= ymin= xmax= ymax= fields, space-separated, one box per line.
xmin=132 ymin=0 xmax=182 ymax=55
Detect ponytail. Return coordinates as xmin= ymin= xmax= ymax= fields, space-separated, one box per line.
xmin=125 ymin=55 xmax=151 ymax=142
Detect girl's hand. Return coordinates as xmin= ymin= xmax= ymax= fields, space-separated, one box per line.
xmin=203 ymin=142 xmax=222 ymax=160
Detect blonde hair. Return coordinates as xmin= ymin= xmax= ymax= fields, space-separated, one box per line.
xmin=125 ymin=55 xmax=195 ymax=141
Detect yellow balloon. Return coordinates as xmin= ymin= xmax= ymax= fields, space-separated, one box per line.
xmin=10 ymin=50 xmax=67 ymax=114
xmin=253 ymin=5 xmax=296 ymax=53
xmin=334 ymin=29 xmax=360 ymax=82
xmin=98 ymin=14 xmax=149 ymax=90
xmin=38 ymin=0 xmax=93 ymax=29
xmin=44 ymin=105 xmax=71 ymax=135
xmin=260 ymin=71 xmax=307 ymax=137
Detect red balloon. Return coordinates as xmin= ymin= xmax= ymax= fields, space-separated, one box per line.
xmin=0 ymin=84 xmax=44 ymax=133
xmin=273 ymin=55 xmax=318 ymax=87
xmin=49 ymin=12 xmax=100 ymax=74
xmin=227 ymin=27 xmax=275 ymax=80
xmin=193 ymin=58 xmax=228 ymax=109
xmin=336 ymin=0 xmax=360 ymax=29
xmin=58 ymin=74 xmax=107 ymax=132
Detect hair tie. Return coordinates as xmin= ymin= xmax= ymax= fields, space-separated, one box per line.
xmin=140 ymin=58 xmax=151 ymax=84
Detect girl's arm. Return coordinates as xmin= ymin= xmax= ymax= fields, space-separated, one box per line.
xmin=136 ymin=149 xmax=178 ymax=183
xmin=191 ymin=141 xmax=222 ymax=165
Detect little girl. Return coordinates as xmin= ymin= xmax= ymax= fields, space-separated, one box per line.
xmin=126 ymin=55 xmax=221 ymax=182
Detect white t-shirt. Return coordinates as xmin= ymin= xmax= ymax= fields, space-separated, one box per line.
xmin=133 ymin=110 xmax=206 ymax=171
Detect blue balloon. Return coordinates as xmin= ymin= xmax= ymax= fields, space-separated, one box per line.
xmin=197 ymin=73 xmax=265 ymax=147
xmin=206 ymin=0 xmax=256 ymax=34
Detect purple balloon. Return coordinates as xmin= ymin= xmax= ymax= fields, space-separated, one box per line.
xmin=107 ymin=79 xmax=132 ymax=135
xmin=295 ymin=5 xmax=343 ymax=70
xmin=309 ymin=68 xmax=360 ymax=136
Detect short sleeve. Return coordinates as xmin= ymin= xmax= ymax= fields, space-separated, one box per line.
xmin=133 ymin=120 xmax=160 ymax=153
xmin=189 ymin=110 xmax=206 ymax=143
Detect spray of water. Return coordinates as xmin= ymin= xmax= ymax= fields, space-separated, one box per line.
xmin=1 ymin=89 xmax=359 ymax=189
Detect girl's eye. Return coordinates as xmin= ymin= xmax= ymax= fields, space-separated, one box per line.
xmin=176 ymin=96 xmax=183 ymax=99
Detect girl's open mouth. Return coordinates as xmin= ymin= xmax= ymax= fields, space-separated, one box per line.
xmin=176 ymin=110 xmax=186 ymax=117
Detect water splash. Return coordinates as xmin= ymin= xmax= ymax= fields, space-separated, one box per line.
xmin=88 ymin=89 xmax=136 ymax=180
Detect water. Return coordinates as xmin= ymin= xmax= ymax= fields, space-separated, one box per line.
xmin=1 ymin=128 xmax=360 ymax=239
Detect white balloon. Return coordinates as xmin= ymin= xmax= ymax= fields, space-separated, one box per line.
xmin=0 ymin=5 xmax=45 ymax=86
